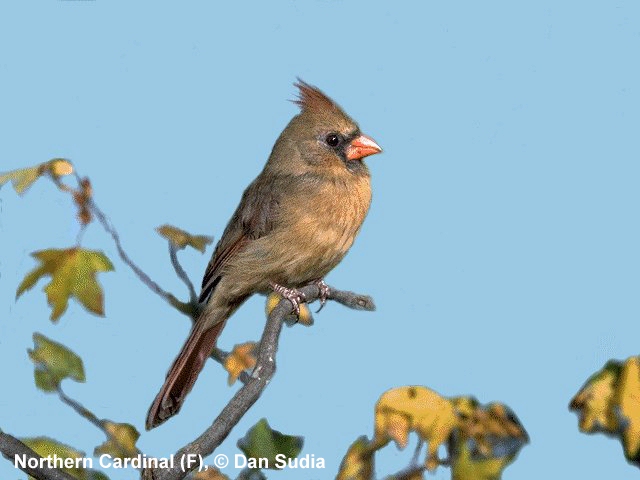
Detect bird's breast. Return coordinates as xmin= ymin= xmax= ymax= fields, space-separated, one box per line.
xmin=274 ymin=174 xmax=372 ymax=284
xmin=221 ymin=173 xmax=372 ymax=294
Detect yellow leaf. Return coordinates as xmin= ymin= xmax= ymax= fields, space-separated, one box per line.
xmin=616 ymin=357 xmax=640 ymax=459
xmin=0 ymin=164 xmax=43 ymax=194
xmin=569 ymin=358 xmax=640 ymax=465
xmin=17 ymin=248 xmax=114 ymax=321
xmin=386 ymin=412 xmax=410 ymax=449
xmin=266 ymin=292 xmax=312 ymax=326
xmin=94 ymin=422 xmax=140 ymax=460
xmin=374 ymin=386 xmax=457 ymax=470
xmin=224 ymin=342 xmax=257 ymax=385
xmin=156 ymin=224 xmax=213 ymax=253
xmin=0 ymin=159 xmax=74 ymax=195
xmin=48 ymin=158 xmax=74 ymax=177
xmin=336 ymin=436 xmax=375 ymax=480
xmin=569 ymin=361 xmax=621 ymax=433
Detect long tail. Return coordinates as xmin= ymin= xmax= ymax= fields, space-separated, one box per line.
xmin=146 ymin=314 xmax=228 ymax=430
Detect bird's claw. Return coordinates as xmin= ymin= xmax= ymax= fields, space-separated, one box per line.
xmin=314 ymin=279 xmax=331 ymax=313
xmin=270 ymin=282 xmax=307 ymax=316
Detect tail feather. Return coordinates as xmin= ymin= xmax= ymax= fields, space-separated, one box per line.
xmin=146 ymin=319 xmax=226 ymax=430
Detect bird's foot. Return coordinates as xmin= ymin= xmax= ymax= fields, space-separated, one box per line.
xmin=269 ymin=282 xmax=307 ymax=316
xmin=312 ymin=279 xmax=331 ymax=312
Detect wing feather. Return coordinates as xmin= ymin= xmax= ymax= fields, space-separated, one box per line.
xmin=199 ymin=175 xmax=283 ymax=303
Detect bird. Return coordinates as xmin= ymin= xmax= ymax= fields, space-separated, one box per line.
xmin=146 ymin=80 xmax=382 ymax=430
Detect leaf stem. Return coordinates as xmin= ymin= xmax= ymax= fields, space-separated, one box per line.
xmin=168 ymin=244 xmax=198 ymax=304
xmin=57 ymin=386 xmax=104 ymax=431
xmin=57 ymin=386 xmax=143 ymax=458
xmin=89 ymin=199 xmax=198 ymax=319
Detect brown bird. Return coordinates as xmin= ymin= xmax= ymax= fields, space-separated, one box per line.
xmin=146 ymin=80 xmax=381 ymax=429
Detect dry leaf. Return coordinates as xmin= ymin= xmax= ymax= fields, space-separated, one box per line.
xmin=265 ymin=292 xmax=313 ymax=326
xmin=224 ymin=342 xmax=257 ymax=385
xmin=73 ymin=177 xmax=93 ymax=225
xmin=156 ymin=224 xmax=213 ymax=253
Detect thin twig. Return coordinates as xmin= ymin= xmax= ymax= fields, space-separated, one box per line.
xmin=0 ymin=431 xmax=76 ymax=480
xmin=89 ymin=199 xmax=197 ymax=318
xmin=146 ymin=284 xmax=374 ymax=480
xmin=57 ymin=386 xmax=104 ymax=431
xmin=411 ymin=439 xmax=424 ymax=465
xmin=57 ymin=386 xmax=143 ymax=458
xmin=169 ymin=244 xmax=198 ymax=303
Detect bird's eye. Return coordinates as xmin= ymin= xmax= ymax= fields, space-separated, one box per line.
xmin=325 ymin=133 xmax=340 ymax=147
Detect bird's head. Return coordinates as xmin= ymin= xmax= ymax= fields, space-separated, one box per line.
xmin=266 ymin=80 xmax=382 ymax=177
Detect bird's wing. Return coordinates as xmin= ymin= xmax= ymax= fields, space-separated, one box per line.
xmin=199 ymin=175 xmax=281 ymax=303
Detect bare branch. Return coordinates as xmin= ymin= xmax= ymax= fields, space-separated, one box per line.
xmin=327 ymin=288 xmax=375 ymax=311
xmin=0 ymin=431 xmax=76 ymax=480
xmin=89 ymin=199 xmax=198 ymax=319
xmin=168 ymin=244 xmax=198 ymax=304
xmin=145 ymin=284 xmax=374 ymax=480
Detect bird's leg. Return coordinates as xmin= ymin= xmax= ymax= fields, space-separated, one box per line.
xmin=269 ymin=282 xmax=307 ymax=316
xmin=311 ymin=278 xmax=331 ymax=312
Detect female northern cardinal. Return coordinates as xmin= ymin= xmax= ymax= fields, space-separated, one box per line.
xmin=146 ymin=80 xmax=382 ymax=429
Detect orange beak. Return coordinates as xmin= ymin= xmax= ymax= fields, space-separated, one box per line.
xmin=345 ymin=134 xmax=382 ymax=161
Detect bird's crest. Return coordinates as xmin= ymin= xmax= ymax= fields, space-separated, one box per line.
xmin=293 ymin=79 xmax=338 ymax=113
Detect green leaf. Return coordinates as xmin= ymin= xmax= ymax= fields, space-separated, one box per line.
xmin=337 ymin=436 xmax=375 ymax=480
xmin=188 ymin=469 xmax=232 ymax=480
xmin=235 ymin=468 xmax=267 ymax=480
xmin=94 ymin=422 xmax=140 ymax=460
xmin=86 ymin=471 xmax=110 ymax=480
xmin=28 ymin=333 xmax=85 ymax=392
xmin=156 ymin=224 xmax=213 ymax=253
xmin=451 ymin=440 xmax=514 ymax=480
xmin=17 ymin=248 xmax=114 ymax=321
xmin=21 ymin=436 xmax=87 ymax=480
xmin=237 ymin=419 xmax=303 ymax=470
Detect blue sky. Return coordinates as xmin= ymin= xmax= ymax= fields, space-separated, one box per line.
xmin=1 ymin=1 xmax=639 ymax=479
